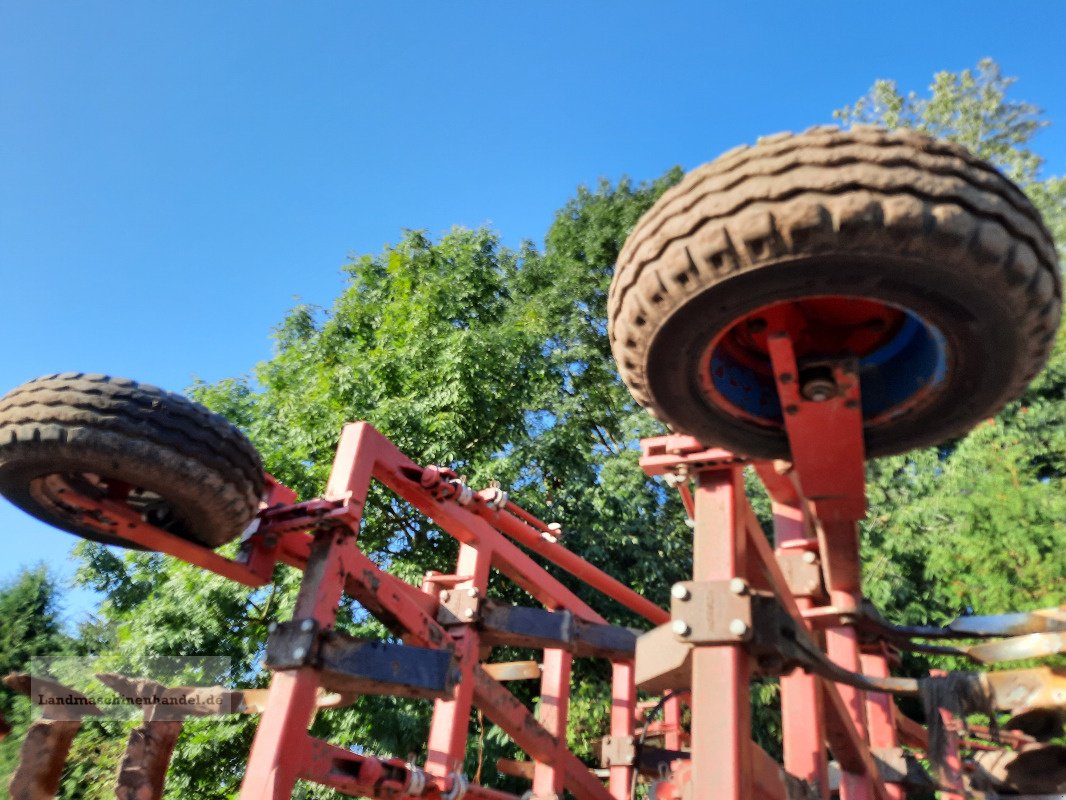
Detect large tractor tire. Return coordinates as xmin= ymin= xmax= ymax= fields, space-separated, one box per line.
xmin=0 ymin=373 xmax=264 ymax=548
xmin=608 ymin=126 xmax=1061 ymax=459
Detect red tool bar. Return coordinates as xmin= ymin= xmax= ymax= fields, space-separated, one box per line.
xmin=860 ymin=650 xmax=905 ymax=800
xmin=532 ymin=648 xmax=574 ymax=797
xmin=689 ymin=468 xmax=752 ymax=800
xmin=608 ymin=660 xmax=636 ymax=800
xmin=764 ymin=329 xmax=866 ymax=523
xmin=302 ymin=738 xmax=521 ymax=800
xmin=471 ymin=666 xmax=614 ymax=800
xmin=740 ymin=502 xmax=889 ymax=800
xmin=774 ymin=499 xmax=829 ymax=798
xmin=478 ymin=497 xmax=670 ymax=626
xmin=638 ymin=434 xmax=746 ymax=476
xmin=63 ymin=486 xmax=292 ymax=587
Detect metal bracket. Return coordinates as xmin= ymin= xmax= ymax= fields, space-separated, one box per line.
xmin=600 ymin=735 xmax=636 ymax=767
xmin=437 ymin=588 xmax=481 ymax=626
xmin=776 ymin=551 xmax=826 ymax=599
xmin=670 ymin=579 xmax=754 ymax=644
xmin=265 ymin=619 xmax=321 ymax=669
xmin=265 ymin=620 xmax=459 ymax=700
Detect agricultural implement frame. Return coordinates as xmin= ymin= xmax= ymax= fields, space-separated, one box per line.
xmin=8 ymin=317 xmax=1064 ymax=800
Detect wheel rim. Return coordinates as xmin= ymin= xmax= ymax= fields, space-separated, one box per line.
xmin=698 ymin=296 xmax=948 ymax=428
xmin=28 ymin=473 xmax=186 ymax=536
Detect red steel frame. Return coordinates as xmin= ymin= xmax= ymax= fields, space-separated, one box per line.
xmin=62 ymin=324 xmax=933 ymax=800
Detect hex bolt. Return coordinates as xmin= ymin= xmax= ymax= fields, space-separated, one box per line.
xmin=802 ymin=551 xmax=818 ymax=564
xmin=300 ymin=619 xmax=315 ymax=633
xmin=292 ymin=646 xmax=307 ymax=660
xmin=670 ymin=584 xmax=691 ymax=601
xmin=729 ymin=577 xmax=749 ymax=595
xmin=729 ymin=619 xmax=750 ymax=637
xmin=671 ymin=619 xmax=691 ymax=637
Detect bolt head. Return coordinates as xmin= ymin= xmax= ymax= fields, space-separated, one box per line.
xmin=802 ymin=551 xmax=818 ymax=564
xmin=466 ymin=587 xmax=479 ymax=598
xmin=670 ymin=584 xmax=690 ymax=600
xmin=729 ymin=577 xmax=749 ymax=595
xmin=292 ymin=646 xmax=307 ymax=660
xmin=671 ymin=619 xmax=691 ymax=637
xmin=463 ymin=608 xmax=475 ymax=619
xmin=440 ymin=590 xmax=451 ymax=601
xmin=801 ymin=378 xmax=836 ymax=402
xmin=729 ymin=619 xmax=750 ymax=637
xmin=300 ymin=619 xmax=315 ymax=632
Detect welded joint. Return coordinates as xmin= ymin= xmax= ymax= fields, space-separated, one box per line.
xmin=599 ymin=734 xmax=636 ymax=767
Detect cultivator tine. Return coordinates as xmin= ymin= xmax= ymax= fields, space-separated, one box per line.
xmin=948 ymin=606 xmax=1066 ymax=638
xmin=963 ymin=631 xmax=1066 ymax=663
xmin=4 ymin=674 xmax=100 ymax=800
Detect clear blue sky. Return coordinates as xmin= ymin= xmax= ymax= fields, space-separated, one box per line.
xmin=2 ymin=1 xmax=1064 ymax=626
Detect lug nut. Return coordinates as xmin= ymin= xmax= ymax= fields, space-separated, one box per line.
xmin=671 ymin=620 xmax=691 ymax=637
xmin=671 ymin=584 xmax=691 ymax=601
xmin=729 ymin=578 xmax=749 ymax=595
xmin=729 ymin=619 xmax=750 ymax=637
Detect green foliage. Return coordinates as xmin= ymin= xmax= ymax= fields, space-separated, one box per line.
xmin=837 ymin=62 xmax=1066 ymax=685
xmin=0 ymin=567 xmax=72 ymax=797
xmin=835 ymin=57 xmax=1065 ymax=252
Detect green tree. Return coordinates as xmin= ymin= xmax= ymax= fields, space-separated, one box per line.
xmin=837 ymin=62 xmax=1066 ymax=655
xmin=0 ymin=567 xmax=72 ymax=796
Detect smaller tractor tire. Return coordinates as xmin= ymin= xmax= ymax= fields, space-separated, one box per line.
xmin=0 ymin=373 xmax=265 ymax=549
xmin=608 ymin=126 xmax=1062 ymax=459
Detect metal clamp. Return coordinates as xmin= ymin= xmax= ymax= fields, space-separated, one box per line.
xmin=441 ymin=772 xmax=469 ymax=800
xmin=482 ymin=486 xmax=509 ymax=511
xmin=264 ymin=619 xmax=321 ymax=669
xmin=437 ymin=587 xmax=481 ymax=626
xmin=600 ymin=734 xmax=636 ymax=767
xmin=669 ymin=579 xmax=753 ymax=644
xmin=404 ymin=764 xmax=426 ymax=796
